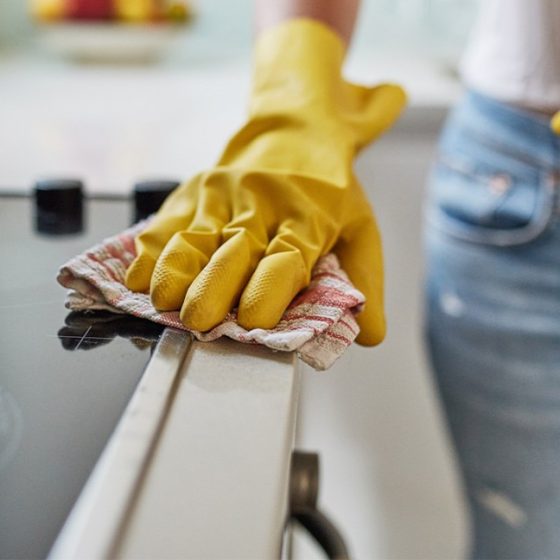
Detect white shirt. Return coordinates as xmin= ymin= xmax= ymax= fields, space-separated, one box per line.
xmin=462 ymin=0 xmax=560 ymax=111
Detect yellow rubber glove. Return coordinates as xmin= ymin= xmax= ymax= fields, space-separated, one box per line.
xmin=125 ymin=18 xmax=406 ymax=345
xmin=551 ymin=111 xmax=560 ymax=134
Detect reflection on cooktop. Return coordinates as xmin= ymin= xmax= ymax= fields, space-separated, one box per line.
xmin=1 ymin=196 xmax=167 ymax=559
xmin=0 ymin=387 xmax=23 ymax=474
xmin=58 ymin=311 xmax=164 ymax=352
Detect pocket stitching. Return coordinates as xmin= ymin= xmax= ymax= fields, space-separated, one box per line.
xmin=428 ymin=160 xmax=556 ymax=247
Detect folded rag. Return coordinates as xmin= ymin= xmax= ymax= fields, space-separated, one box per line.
xmin=57 ymin=220 xmax=366 ymax=370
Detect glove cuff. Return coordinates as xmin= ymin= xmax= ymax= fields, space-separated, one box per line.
xmin=250 ymin=18 xmax=346 ymax=115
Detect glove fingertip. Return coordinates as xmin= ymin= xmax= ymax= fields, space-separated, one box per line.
xmin=237 ymin=280 xmax=287 ymax=330
xmin=237 ymin=251 xmax=308 ymax=331
xmin=180 ymin=277 xmax=231 ymax=332
xmin=125 ymin=254 xmax=155 ymax=293
xmin=180 ymin=297 xmax=220 ymax=332
xmin=354 ymin=311 xmax=386 ymax=347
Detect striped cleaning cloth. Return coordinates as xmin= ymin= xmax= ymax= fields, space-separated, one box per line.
xmin=57 ymin=220 xmax=366 ymax=370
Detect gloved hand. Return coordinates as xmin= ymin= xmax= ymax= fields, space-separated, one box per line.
xmin=125 ymin=18 xmax=406 ymax=345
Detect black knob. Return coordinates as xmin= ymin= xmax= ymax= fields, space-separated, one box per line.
xmin=34 ymin=179 xmax=84 ymax=235
xmin=133 ymin=180 xmax=180 ymax=223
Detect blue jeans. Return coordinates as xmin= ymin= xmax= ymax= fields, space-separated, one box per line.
xmin=425 ymin=91 xmax=560 ymax=559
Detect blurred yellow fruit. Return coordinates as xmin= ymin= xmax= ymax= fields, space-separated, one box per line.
xmin=166 ymin=1 xmax=192 ymax=23
xmin=30 ymin=0 xmax=66 ymax=21
xmin=114 ymin=0 xmax=156 ymax=22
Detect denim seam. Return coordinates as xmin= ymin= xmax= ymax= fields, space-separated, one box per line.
xmin=460 ymin=126 xmax=558 ymax=172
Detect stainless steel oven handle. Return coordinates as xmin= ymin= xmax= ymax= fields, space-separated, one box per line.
xmin=289 ymin=451 xmax=350 ymax=560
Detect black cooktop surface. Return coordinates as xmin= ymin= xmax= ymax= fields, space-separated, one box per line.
xmin=0 ymin=196 xmax=163 ymax=559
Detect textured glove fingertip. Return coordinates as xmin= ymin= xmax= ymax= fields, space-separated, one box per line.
xmin=125 ymin=254 xmax=156 ymax=293
xmin=238 ymin=251 xmax=308 ymax=331
xmin=180 ymin=276 xmax=233 ymax=332
xmin=180 ymin=296 xmax=222 ymax=332
xmin=238 ymin=282 xmax=286 ymax=330
xmin=150 ymin=268 xmax=191 ymax=312
xmin=237 ymin=305 xmax=283 ymax=331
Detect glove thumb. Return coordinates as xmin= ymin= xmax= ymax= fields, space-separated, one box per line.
xmin=343 ymin=82 xmax=407 ymax=150
xmin=335 ymin=216 xmax=386 ymax=346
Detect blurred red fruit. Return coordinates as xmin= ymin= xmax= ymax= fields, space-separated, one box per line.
xmin=66 ymin=0 xmax=114 ymax=20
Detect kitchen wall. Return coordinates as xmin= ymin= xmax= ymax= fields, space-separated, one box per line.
xmin=0 ymin=0 xmax=33 ymax=45
xmin=0 ymin=0 xmax=478 ymax=56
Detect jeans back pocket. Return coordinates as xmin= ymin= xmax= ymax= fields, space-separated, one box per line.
xmin=427 ymin=152 xmax=557 ymax=246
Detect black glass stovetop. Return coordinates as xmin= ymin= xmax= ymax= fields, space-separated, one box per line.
xmin=0 ymin=196 xmax=163 ymax=559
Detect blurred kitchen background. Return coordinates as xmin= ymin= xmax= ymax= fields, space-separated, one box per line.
xmin=0 ymin=1 xmax=480 ymax=558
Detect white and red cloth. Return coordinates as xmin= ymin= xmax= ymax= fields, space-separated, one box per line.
xmin=57 ymin=220 xmax=365 ymax=370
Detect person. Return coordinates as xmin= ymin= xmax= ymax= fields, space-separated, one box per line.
xmin=425 ymin=2 xmax=560 ymax=558
xmin=125 ymin=1 xmax=560 ymax=558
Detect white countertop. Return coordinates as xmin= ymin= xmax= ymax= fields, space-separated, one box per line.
xmin=50 ymin=335 xmax=300 ymax=560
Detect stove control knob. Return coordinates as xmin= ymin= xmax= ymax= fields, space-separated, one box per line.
xmin=133 ymin=180 xmax=180 ymax=223
xmin=34 ymin=178 xmax=84 ymax=235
